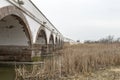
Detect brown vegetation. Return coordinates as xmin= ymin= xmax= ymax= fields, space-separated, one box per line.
xmin=15 ymin=54 xmax=62 ymax=80
xmin=61 ymin=43 xmax=120 ymax=77
xmin=15 ymin=43 xmax=120 ymax=80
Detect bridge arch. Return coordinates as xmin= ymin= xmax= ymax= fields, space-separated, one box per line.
xmin=55 ymin=36 xmax=59 ymax=49
xmin=55 ymin=36 xmax=58 ymax=45
xmin=35 ymin=28 xmax=47 ymax=45
xmin=0 ymin=6 xmax=32 ymax=45
xmin=48 ymin=33 xmax=54 ymax=52
xmin=34 ymin=26 xmax=47 ymax=55
xmin=0 ymin=6 xmax=32 ymax=61
xmin=58 ymin=38 xmax=61 ymax=48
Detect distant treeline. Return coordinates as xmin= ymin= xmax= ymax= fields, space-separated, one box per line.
xmin=84 ymin=35 xmax=120 ymax=43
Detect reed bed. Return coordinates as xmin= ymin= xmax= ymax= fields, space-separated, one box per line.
xmin=15 ymin=43 xmax=120 ymax=79
xmin=15 ymin=55 xmax=62 ymax=80
xmin=61 ymin=43 xmax=120 ymax=77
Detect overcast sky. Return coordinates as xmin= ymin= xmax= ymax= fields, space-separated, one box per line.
xmin=32 ymin=0 xmax=120 ymax=42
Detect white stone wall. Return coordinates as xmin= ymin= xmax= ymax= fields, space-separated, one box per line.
xmin=0 ymin=16 xmax=29 ymax=46
xmin=23 ymin=13 xmax=40 ymax=43
xmin=0 ymin=0 xmax=11 ymax=8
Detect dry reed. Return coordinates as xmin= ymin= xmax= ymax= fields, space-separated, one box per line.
xmin=15 ymin=54 xmax=62 ymax=80
xmin=61 ymin=43 xmax=120 ymax=77
xmin=15 ymin=43 xmax=120 ymax=79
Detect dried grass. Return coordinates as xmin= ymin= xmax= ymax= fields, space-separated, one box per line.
xmin=15 ymin=43 xmax=120 ymax=79
xmin=61 ymin=43 xmax=120 ymax=77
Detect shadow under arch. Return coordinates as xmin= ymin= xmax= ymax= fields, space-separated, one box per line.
xmin=48 ymin=33 xmax=55 ymax=52
xmin=0 ymin=6 xmax=32 ymax=44
xmin=58 ymin=38 xmax=61 ymax=48
xmin=55 ymin=36 xmax=59 ymax=50
xmin=0 ymin=6 xmax=33 ymax=61
xmin=34 ymin=26 xmax=47 ymax=56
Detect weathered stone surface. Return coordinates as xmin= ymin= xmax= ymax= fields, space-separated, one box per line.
xmin=0 ymin=46 xmax=32 ymax=61
xmin=0 ymin=6 xmax=32 ymax=44
xmin=0 ymin=6 xmax=33 ymax=61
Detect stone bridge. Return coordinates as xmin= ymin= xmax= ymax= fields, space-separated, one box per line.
xmin=0 ymin=0 xmax=64 ymax=61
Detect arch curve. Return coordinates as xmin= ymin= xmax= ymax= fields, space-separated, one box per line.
xmin=0 ymin=6 xmax=33 ymax=61
xmin=49 ymin=33 xmax=54 ymax=45
xmin=35 ymin=26 xmax=47 ymax=45
xmin=48 ymin=33 xmax=54 ymax=52
xmin=0 ymin=6 xmax=32 ymax=45
xmin=34 ymin=26 xmax=47 ymax=55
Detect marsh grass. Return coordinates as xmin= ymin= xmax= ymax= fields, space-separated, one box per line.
xmin=15 ymin=43 xmax=120 ymax=79
xmin=15 ymin=54 xmax=62 ymax=80
xmin=61 ymin=43 xmax=120 ymax=77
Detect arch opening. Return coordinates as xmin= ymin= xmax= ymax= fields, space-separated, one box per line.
xmin=48 ymin=34 xmax=54 ymax=52
xmin=58 ymin=38 xmax=61 ymax=49
xmin=0 ymin=15 xmax=32 ymax=61
xmin=36 ymin=30 xmax=47 ymax=45
xmin=35 ymin=29 xmax=47 ymax=55
xmin=55 ymin=37 xmax=58 ymax=49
